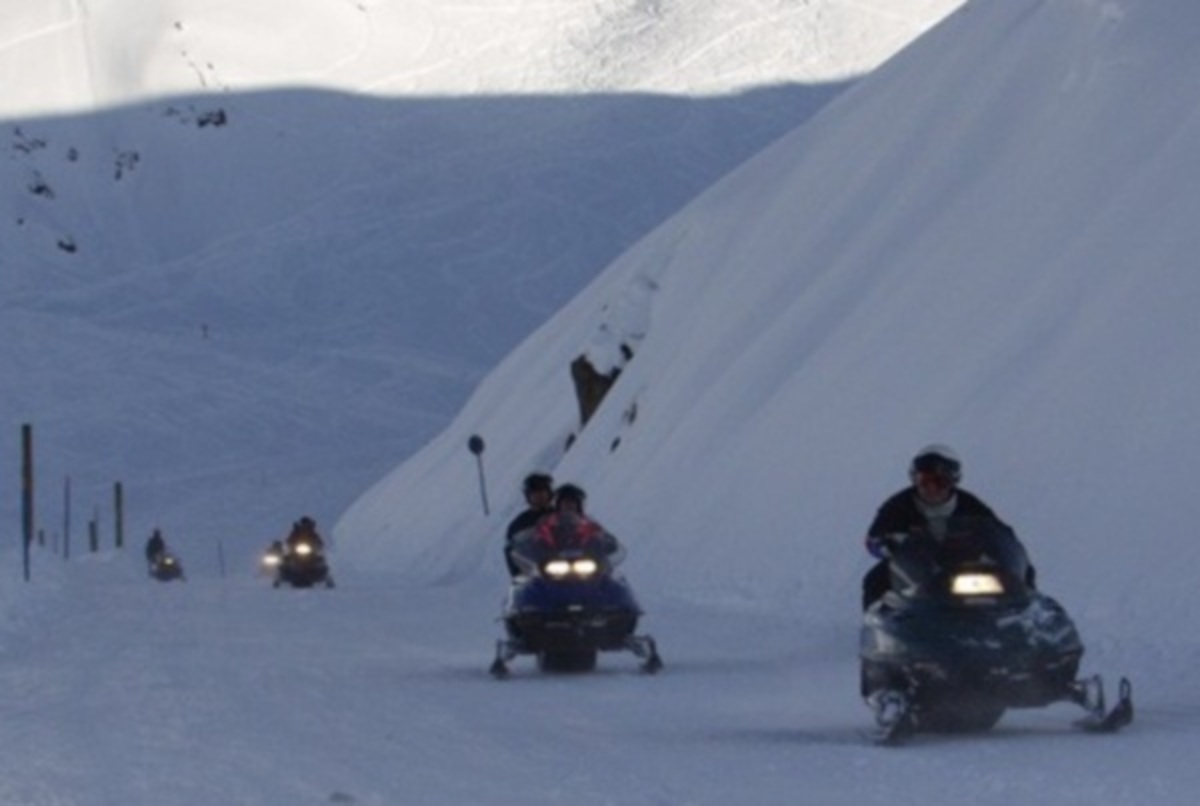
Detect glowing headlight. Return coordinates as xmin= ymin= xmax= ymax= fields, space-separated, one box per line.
xmin=544 ymin=559 xmax=572 ymax=578
xmin=543 ymin=558 xmax=599 ymax=578
xmin=262 ymin=554 xmax=281 ymax=567
xmin=951 ymin=572 xmax=1005 ymax=597
xmin=294 ymin=543 xmax=313 ymax=557
xmin=571 ymin=558 xmax=598 ymax=577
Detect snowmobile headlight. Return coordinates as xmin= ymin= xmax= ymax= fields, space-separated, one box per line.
xmin=262 ymin=553 xmax=281 ymax=567
xmin=571 ymin=558 xmax=599 ymax=577
xmin=951 ymin=572 xmax=1005 ymax=597
xmin=544 ymin=559 xmax=572 ymax=578
xmin=294 ymin=543 xmax=313 ymax=557
xmin=543 ymin=558 xmax=598 ymax=578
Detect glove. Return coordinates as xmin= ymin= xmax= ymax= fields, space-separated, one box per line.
xmin=866 ymin=532 xmax=908 ymax=558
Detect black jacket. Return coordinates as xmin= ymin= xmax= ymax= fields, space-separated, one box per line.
xmin=863 ymin=487 xmax=1035 ymax=601
xmin=504 ymin=506 xmax=552 ymax=577
xmin=506 ymin=507 xmax=552 ymax=544
xmin=145 ymin=533 xmax=166 ymax=563
xmin=867 ymin=487 xmax=1004 ymax=538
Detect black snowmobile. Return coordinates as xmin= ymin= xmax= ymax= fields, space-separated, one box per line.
xmin=490 ymin=514 xmax=662 ymax=677
xmin=273 ymin=537 xmax=334 ymax=589
xmin=149 ymin=552 xmax=185 ymax=582
xmin=860 ymin=517 xmax=1132 ymax=743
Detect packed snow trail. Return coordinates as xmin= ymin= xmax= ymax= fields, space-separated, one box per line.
xmin=0 ymin=551 xmax=1192 ymax=805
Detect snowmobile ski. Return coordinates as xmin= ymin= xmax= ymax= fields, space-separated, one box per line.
xmin=866 ymin=689 xmax=917 ymax=745
xmin=1074 ymin=676 xmax=1134 ymax=733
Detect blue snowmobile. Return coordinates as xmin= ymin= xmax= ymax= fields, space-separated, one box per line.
xmin=860 ymin=517 xmax=1132 ymax=743
xmin=490 ymin=513 xmax=662 ymax=677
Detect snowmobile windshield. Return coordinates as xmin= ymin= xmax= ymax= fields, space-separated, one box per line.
xmin=888 ymin=516 xmax=1032 ymax=599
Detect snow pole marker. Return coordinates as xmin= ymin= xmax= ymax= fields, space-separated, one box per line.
xmin=468 ymin=434 xmax=490 ymax=515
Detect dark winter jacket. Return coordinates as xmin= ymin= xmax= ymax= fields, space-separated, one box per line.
xmin=866 ymin=487 xmax=1004 ymax=542
xmin=506 ymin=506 xmax=552 ymax=543
xmin=145 ymin=532 xmax=166 ymax=564
xmin=862 ymin=487 xmax=1034 ymax=609
xmin=503 ymin=506 xmax=552 ymax=576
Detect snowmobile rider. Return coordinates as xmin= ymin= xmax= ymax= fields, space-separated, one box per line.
xmin=144 ymin=528 xmax=166 ymax=570
xmin=553 ymin=483 xmax=586 ymax=515
xmin=509 ymin=483 xmax=625 ymax=574
xmin=504 ymin=473 xmax=555 ymax=577
xmin=285 ymin=516 xmax=325 ymax=553
xmin=861 ymin=444 xmax=1034 ymax=610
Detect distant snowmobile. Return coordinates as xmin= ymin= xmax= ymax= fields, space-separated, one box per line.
xmin=860 ymin=517 xmax=1133 ymax=743
xmin=260 ymin=541 xmax=284 ymax=577
xmin=273 ymin=537 xmax=334 ymax=589
xmin=149 ymin=552 xmax=185 ymax=582
xmin=490 ymin=514 xmax=662 ymax=677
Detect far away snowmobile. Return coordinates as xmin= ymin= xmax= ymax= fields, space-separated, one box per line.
xmin=149 ymin=552 xmax=185 ymax=582
xmin=860 ymin=518 xmax=1132 ymax=743
xmin=260 ymin=541 xmax=284 ymax=578
xmin=273 ymin=537 xmax=334 ymax=589
xmin=490 ymin=515 xmax=662 ymax=677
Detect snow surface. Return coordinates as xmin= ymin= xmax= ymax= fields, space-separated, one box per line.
xmin=5 ymin=0 xmax=1200 ymax=803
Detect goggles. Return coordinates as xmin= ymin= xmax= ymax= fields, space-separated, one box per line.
xmin=912 ymin=454 xmax=960 ymax=479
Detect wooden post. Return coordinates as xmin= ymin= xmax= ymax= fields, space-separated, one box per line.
xmin=88 ymin=510 xmax=99 ymax=553
xmin=63 ymin=475 xmax=72 ymax=560
xmin=113 ymin=482 xmax=124 ymax=549
xmin=21 ymin=424 xmax=34 ymax=581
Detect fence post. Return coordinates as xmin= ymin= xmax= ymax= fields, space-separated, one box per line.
xmin=21 ymin=424 xmax=34 ymax=581
xmin=113 ymin=482 xmax=124 ymax=549
xmin=63 ymin=475 xmax=72 ymax=560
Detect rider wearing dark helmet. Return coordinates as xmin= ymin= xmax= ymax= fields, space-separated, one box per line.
xmin=553 ymin=483 xmax=587 ymax=514
xmin=861 ymin=444 xmax=1029 ymax=610
xmin=504 ymin=473 xmax=555 ymax=577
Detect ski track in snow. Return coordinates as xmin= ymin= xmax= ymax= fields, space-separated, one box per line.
xmin=1 ymin=553 xmax=1196 ymax=805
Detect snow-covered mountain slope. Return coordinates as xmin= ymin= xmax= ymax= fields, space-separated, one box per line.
xmin=0 ymin=1 xmax=961 ymax=552
xmin=1 ymin=0 xmax=962 ymax=115
xmin=337 ymin=0 xmax=1200 ymax=638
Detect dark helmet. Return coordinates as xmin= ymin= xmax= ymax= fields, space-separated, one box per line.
xmin=554 ymin=483 xmax=587 ymax=509
xmin=909 ymin=444 xmax=962 ymax=483
xmin=522 ymin=473 xmax=554 ymax=495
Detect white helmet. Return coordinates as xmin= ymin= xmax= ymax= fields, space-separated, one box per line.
xmin=909 ymin=443 xmax=962 ymax=482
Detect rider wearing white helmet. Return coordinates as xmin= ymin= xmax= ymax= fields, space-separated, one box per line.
xmin=861 ymin=444 xmax=1027 ymax=610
